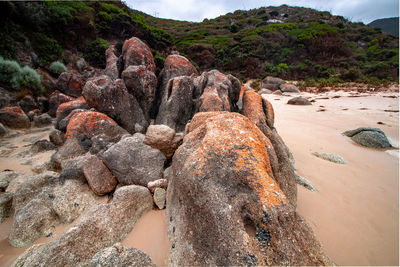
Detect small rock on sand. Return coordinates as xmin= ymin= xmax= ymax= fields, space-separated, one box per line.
xmin=287 ymin=97 xmax=312 ymax=105
xmin=312 ymin=152 xmax=347 ymax=164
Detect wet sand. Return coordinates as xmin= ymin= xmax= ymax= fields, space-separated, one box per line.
xmin=265 ymin=92 xmax=399 ymax=265
xmin=122 ymin=209 xmax=171 ymax=266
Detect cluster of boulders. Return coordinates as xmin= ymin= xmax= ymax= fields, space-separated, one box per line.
xmin=258 ymin=76 xmax=300 ymax=95
xmin=1 ymin=36 xmax=334 ymax=266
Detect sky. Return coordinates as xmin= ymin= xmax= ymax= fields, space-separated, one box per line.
xmin=125 ymin=0 xmax=399 ymax=24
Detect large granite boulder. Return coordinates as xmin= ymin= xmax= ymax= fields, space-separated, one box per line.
xmin=167 ymin=112 xmax=330 ymax=266
xmin=155 ymin=76 xmax=195 ymax=132
xmin=18 ymin=95 xmax=38 ymax=113
xmin=122 ymin=37 xmax=155 ymax=72
xmin=13 ymin=185 xmax=153 ymax=267
xmin=0 ymin=106 xmax=30 ymax=129
xmin=122 ymin=65 xmax=157 ymax=121
xmin=83 ymin=75 xmax=147 ymax=133
xmin=287 ymin=96 xmax=312 ymax=105
xmin=102 ymin=134 xmax=166 ymax=186
xmin=82 ymin=155 xmax=118 ymax=195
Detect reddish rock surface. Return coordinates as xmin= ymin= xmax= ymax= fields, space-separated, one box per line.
xmin=194 ymin=70 xmax=241 ymax=113
xmin=242 ymin=90 xmax=296 ymax=205
xmin=105 ymin=45 xmax=119 ymax=80
xmin=56 ymin=71 xmax=85 ymax=98
xmin=82 ymin=155 xmax=117 ymax=195
xmin=65 ymin=111 xmax=126 ymax=140
xmin=122 ymin=37 xmax=155 ymax=72
xmin=0 ymin=106 xmax=30 ymax=128
xmin=56 ymin=97 xmax=88 ymax=119
xmin=83 ymin=75 xmax=148 ymax=133
xmin=262 ymin=76 xmax=283 ymax=91
xmin=167 ymin=112 xmax=331 ymax=266
xmin=49 ymin=90 xmax=75 ymax=117
xmin=121 ymin=65 xmax=157 ymax=121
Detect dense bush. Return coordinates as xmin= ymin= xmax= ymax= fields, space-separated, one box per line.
xmin=82 ymin=38 xmax=109 ymax=68
xmin=0 ymin=57 xmax=44 ymax=94
xmin=31 ymin=33 xmax=63 ymax=65
xmin=49 ymin=61 xmax=67 ymax=77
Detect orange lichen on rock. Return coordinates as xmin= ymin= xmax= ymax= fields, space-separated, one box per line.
xmin=56 ymin=97 xmax=86 ymax=117
xmin=184 ymin=111 xmax=286 ymax=208
xmin=65 ymin=111 xmax=117 ymax=139
xmin=164 ymin=55 xmax=199 ymax=76
xmin=122 ymin=37 xmax=155 ymax=72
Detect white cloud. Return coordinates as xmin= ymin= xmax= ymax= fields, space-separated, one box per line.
xmin=125 ymin=0 xmax=399 ymax=23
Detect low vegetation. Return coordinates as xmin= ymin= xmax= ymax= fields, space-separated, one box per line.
xmin=49 ymin=61 xmax=67 ymax=77
xmin=0 ymin=1 xmax=398 ymax=88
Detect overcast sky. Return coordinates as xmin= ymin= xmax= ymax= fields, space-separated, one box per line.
xmin=125 ymin=0 xmax=399 ymax=24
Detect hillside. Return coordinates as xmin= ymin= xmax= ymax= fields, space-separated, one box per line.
xmin=0 ymin=0 xmax=398 ymax=95
xmin=368 ymin=17 xmax=399 ymax=37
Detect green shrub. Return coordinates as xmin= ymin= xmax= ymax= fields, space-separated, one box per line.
xmin=0 ymin=58 xmax=44 ymax=93
xmin=19 ymin=66 xmax=44 ymax=93
xmin=31 ymin=33 xmax=63 ymax=65
xmin=82 ymin=38 xmax=109 ymax=68
xmin=49 ymin=61 xmax=67 ymax=77
xmin=0 ymin=57 xmax=21 ymax=89
xmin=250 ymin=79 xmax=261 ymax=91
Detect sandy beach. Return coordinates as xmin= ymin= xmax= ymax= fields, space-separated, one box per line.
xmin=266 ymin=91 xmax=399 ymax=266
xmin=0 ymin=90 xmax=398 ymax=266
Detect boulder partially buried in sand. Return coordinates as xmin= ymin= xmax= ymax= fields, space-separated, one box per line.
xmin=0 ymin=106 xmax=30 ymax=129
xmin=287 ymin=96 xmax=312 ymax=105
xmin=167 ymin=112 xmax=331 ymax=266
xmin=343 ymin=127 xmax=392 ymax=148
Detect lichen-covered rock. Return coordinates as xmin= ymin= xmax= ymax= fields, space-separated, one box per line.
xmin=122 ymin=65 xmax=157 ymax=121
xmin=49 ymin=129 xmax=65 ymax=146
xmin=158 ymin=54 xmax=198 ymax=97
xmin=56 ymin=71 xmax=85 ymax=98
xmin=122 ymin=37 xmax=155 ymax=72
xmin=13 ymin=185 xmax=153 ymax=267
xmin=82 ymin=155 xmax=117 ymax=195
xmin=65 ymin=111 xmax=127 ymax=141
xmin=8 ymin=198 xmax=59 ymax=247
xmin=102 ymin=134 xmax=166 ymax=186
xmin=48 ymin=90 xmax=75 ymax=117
xmin=262 ymin=76 xmax=283 ymax=91
xmin=279 ymin=83 xmax=300 ymax=93
xmin=243 ymin=90 xmax=296 ymax=205
xmin=167 ymin=112 xmax=330 ymax=266
xmin=52 ymin=179 xmax=99 ymax=224
xmin=287 ymin=96 xmax=312 ymax=105
xmin=105 ymin=45 xmax=119 ymax=80
xmin=0 ymin=192 xmax=13 ymax=223
xmin=57 ymin=108 xmax=88 ymax=133
xmin=92 ymin=243 xmax=156 ymax=267
xmin=83 ymin=76 xmax=148 ymax=133
xmin=0 ymin=106 xmax=30 ymax=129
xmin=343 ymin=127 xmax=392 ymax=148
xmin=194 ymin=70 xmax=240 ymax=113
xmin=143 ymin=125 xmax=182 ymax=158
xmin=55 ymin=97 xmax=89 ymax=130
